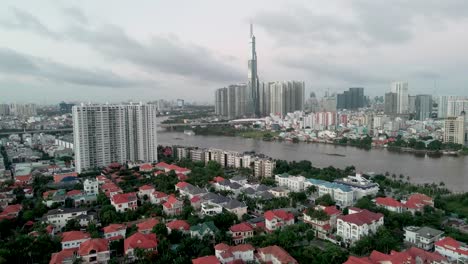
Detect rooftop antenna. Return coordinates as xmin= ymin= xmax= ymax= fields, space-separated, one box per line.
xmin=250 ymin=22 xmax=253 ymax=37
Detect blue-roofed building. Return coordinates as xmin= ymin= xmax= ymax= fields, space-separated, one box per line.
xmin=306 ymin=179 xmax=355 ymax=207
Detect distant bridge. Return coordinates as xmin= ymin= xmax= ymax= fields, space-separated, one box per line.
xmin=0 ymin=128 xmax=73 ymax=136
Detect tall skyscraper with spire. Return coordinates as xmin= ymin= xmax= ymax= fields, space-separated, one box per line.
xmin=248 ymin=23 xmax=260 ymax=117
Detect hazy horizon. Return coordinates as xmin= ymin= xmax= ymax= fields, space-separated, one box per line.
xmin=1 ymin=0 xmax=468 ymax=104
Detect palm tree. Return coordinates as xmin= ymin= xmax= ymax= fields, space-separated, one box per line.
xmin=439 ymin=181 xmax=445 ymax=187
xmin=406 ymin=176 xmax=410 ymax=182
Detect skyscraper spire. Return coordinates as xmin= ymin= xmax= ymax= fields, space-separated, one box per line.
xmin=250 ymin=23 xmax=253 ymax=37
xmin=248 ymin=23 xmax=259 ymax=117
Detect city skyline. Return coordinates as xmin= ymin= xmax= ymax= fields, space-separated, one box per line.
xmin=1 ymin=1 xmax=468 ymax=104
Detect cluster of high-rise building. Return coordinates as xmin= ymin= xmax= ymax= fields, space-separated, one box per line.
xmin=383 ymin=82 xmax=433 ymax=121
xmin=72 ymin=103 xmax=158 ymax=173
xmin=0 ymin=103 xmax=37 ymax=117
xmin=214 ymin=25 xmax=305 ymax=118
xmin=336 ymin=87 xmax=365 ymax=110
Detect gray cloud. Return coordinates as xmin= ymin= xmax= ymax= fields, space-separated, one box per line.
xmin=279 ymin=56 xmax=389 ymax=84
xmin=62 ymin=7 xmax=88 ymax=24
xmin=0 ymin=8 xmax=62 ymax=40
xmin=255 ymin=0 xmax=468 ymax=46
xmin=0 ymin=48 xmax=150 ymax=88
xmin=0 ymin=7 xmax=244 ymax=84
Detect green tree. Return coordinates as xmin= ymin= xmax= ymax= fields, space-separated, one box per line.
xmin=315 ymin=194 xmax=335 ymax=206
xmin=152 ymin=223 xmax=168 ymax=238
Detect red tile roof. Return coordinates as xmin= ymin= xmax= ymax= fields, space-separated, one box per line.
xmin=139 ymin=185 xmax=154 ymax=191
xmin=176 ymin=181 xmax=189 ymax=189
xmin=139 ymin=163 xmax=153 ymax=171
xmin=103 ymin=224 xmax=126 ymax=234
xmin=345 ymin=247 xmax=447 ymax=264
xmin=264 ymin=210 xmax=294 ymax=221
xmin=229 ymin=222 xmax=254 ymax=233
xmin=152 ymin=191 xmax=168 ymax=199
xmin=66 ymin=190 xmax=82 ymax=197
xmin=338 ymin=209 xmax=383 ymax=226
xmin=124 ymin=232 xmax=157 ymax=253
xmin=137 ymin=218 xmax=160 ymax=232
xmin=192 ymin=255 xmax=220 ymax=264
xmin=405 ymin=193 xmax=433 ymax=209
xmin=435 ymin=236 xmax=468 ymax=256
xmin=0 ymin=204 xmax=22 ymax=219
xmin=61 ymin=231 xmax=90 ymax=243
xmin=49 ymin=249 xmax=74 ymax=264
xmin=258 ymin=245 xmax=298 ymax=264
xmin=77 ymin=238 xmax=108 ymax=256
xmin=323 ymin=205 xmax=341 ymax=216
xmin=53 ymin=172 xmax=78 ymax=183
xmin=213 ymin=176 xmax=225 ymax=183
xmin=190 ymin=196 xmax=201 ymax=203
xmin=111 ymin=192 xmax=137 ymax=204
xmin=166 ymin=220 xmax=190 ymax=231
xmin=375 ymin=197 xmax=403 ymax=208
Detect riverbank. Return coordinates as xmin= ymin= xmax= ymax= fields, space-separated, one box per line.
xmin=158 ymin=131 xmax=468 ymax=192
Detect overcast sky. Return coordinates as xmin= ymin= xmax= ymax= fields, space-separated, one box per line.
xmin=1 ymin=0 xmax=468 ymax=104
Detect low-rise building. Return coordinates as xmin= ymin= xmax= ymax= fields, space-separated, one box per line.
xmin=77 ymin=238 xmax=110 ymax=264
xmin=334 ymin=173 xmax=379 ymax=200
xmin=83 ymin=178 xmax=99 ymax=196
xmin=229 ymin=222 xmax=254 ymax=244
xmin=61 ymin=231 xmax=91 ymax=250
xmin=111 ymin=192 xmax=138 ymax=213
xmin=137 ymin=218 xmax=160 ymax=234
xmin=44 ymin=208 xmax=90 ymax=231
xmin=256 ymin=245 xmax=298 ymax=264
xmin=375 ymin=197 xmax=404 ymax=213
xmin=150 ymin=191 xmax=169 ymax=205
xmin=404 ymin=226 xmax=444 ymax=251
xmin=190 ymin=221 xmax=219 ymax=239
xmin=0 ymin=204 xmax=22 ymax=220
xmin=163 ymin=195 xmax=184 ymax=216
xmin=103 ymin=224 xmax=126 ymax=241
xmin=124 ymin=232 xmax=158 ymax=261
xmin=138 ymin=185 xmax=155 ymax=200
xmin=201 ymin=202 xmax=223 ymax=216
xmin=337 ymin=208 xmax=384 ymax=244
xmin=166 ymin=220 xmax=190 ymax=234
xmin=214 ymin=243 xmax=255 ymax=264
xmin=264 ymin=210 xmax=295 ymax=232
xmin=303 ymin=205 xmax=342 ymax=239
xmin=344 ymin=247 xmax=448 ymax=264
xmin=435 ymin=236 xmax=468 ymax=263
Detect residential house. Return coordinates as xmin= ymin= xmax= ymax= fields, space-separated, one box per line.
xmin=139 ymin=163 xmax=154 ymax=172
xmin=256 ymin=245 xmax=298 ymax=264
xmin=223 ymin=199 xmax=247 ymax=220
xmin=404 ymin=193 xmax=434 ymax=214
xmin=150 ymin=191 xmax=169 ymax=205
xmin=111 ymin=192 xmax=137 ymax=213
xmin=61 ymin=231 xmax=91 ymax=250
xmin=138 ymin=185 xmax=155 ymax=200
xmin=275 ymin=174 xmax=308 ymax=192
xmin=0 ymin=204 xmax=22 ymax=220
xmin=190 ymin=221 xmax=219 ymax=239
xmin=83 ymin=179 xmax=99 ymax=196
xmin=336 ymin=208 xmax=384 ymax=244
xmin=344 ymin=247 xmax=448 ymax=264
xmin=201 ymin=202 xmax=223 ymax=216
xmin=303 ymin=205 xmax=342 ymax=239
xmin=176 ymin=182 xmax=207 ymax=199
xmin=192 ymin=255 xmax=220 ymax=264
xmin=103 ymin=224 xmax=126 ymax=241
xmin=435 ymin=236 xmax=468 ymax=263
xmin=166 ymin=220 xmax=190 ymax=234
xmin=334 ymin=173 xmax=380 ymax=200
xmin=404 ymin=226 xmax=444 ymax=251
xmin=137 ymin=218 xmax=160 ymax=234
xmin=264 ymin=210 xmax=295 ymax=232
xmin=229 ymin=222 xmax=254 ymax=244
xmin=163 ymin=195 xmax=184 ymax=216
xmin=375 ymin=197 xmax=404 ymax=213
xmin=124 ymin=232 xmax=158 ymax=261
xmin=214 ymin=243 xmax=255 ymax=264
xmin=44 ymin=207 xmax=91 ymax=231
xmin=268 ymin=187 xmax=290 ymax=198
xmin=77 ymin=238 xmax=110 ymax=264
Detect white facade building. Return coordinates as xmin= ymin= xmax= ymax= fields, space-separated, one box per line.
xmin=336 ymin=208 xmax=384 ymax=244
xmin=83 ymin=178 xmax=99 ymax=196
xmin=404 ymin=226 xmax=444 ymax=251
xmin=391 ymin=81 xmax=409 ymax=114
xmin=72 ymin=103 xmax=158 ymax=173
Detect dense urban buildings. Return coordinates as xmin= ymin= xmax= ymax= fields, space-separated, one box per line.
xmin=72 ymin=103 xmax=158 ymax=173
xmin=336 ymin=87 xmax=365 ymax=110
xmin=384 ymin=92 xmax=398 ymax=115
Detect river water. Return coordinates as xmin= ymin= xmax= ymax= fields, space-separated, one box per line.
xmin=157 ymin=131 xmax=467 ymax=192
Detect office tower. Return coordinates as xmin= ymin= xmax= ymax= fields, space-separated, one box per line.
xmin=437 ymin=96 xmax=465 ymax=118
xmin=247 ymin=24 xmax=260 ymax=117
xmin=391 ymin=82 xmax=409 ymax=114
xmin=415 ymin=95 xmax=432 ymax=120
xmin=59 ymin=102 xmax=75 ymax=114
xmin=269 ymin=81 xmax=304 ymax=116
xmin=72 ymin=103 xmax=158 ymax=173
xmin=258 ymin=82 xmax=272 ymax=116
xmin=444 ymin=116 xmax=465 ymax=145
xmin=408 ymin=95 xmax=416 ymax=115
xmin=215 ymin=88 xmax=228 ymax=116
xmin=336 ymin=87 xmax=365 ymax=110
xmin=321 ymin=93 xmax=337 ymax=112
xmin=0 ymin=104 xmax=10 ymax=116
xmin=384 ymin=92 xmax=398 ymax=115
